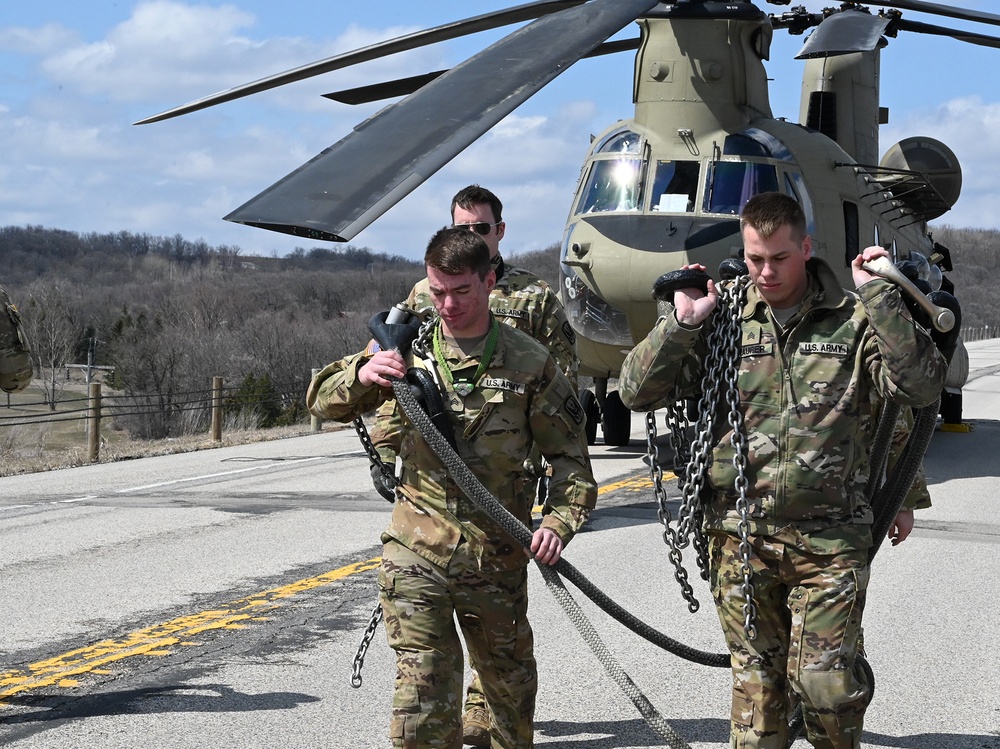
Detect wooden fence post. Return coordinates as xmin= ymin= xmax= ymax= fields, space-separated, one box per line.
xmin=87 ymin=383 xmax=101 ymax=463
xmin=211 ymin=376 xmax=223 ymax=441
xmin=310 ymin=368 xmax=322 ymax=433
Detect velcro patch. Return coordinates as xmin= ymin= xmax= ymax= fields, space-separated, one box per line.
xmin=742 ymin=343 xmax=773 ymax=358
xmin=563 ymin=394 xmax=584 ymax=426
xmin=494 ymin=308 xmax=528 ymax=320
xmin=799 ymin=342 xmax=849 ymax=356
xmin=561 ymin=320 xmax=577 ymax=345
xmin=481 ymin=376 xmax=526 ymax=395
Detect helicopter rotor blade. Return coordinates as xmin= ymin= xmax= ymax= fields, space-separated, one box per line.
xmin=223 ymin=0 xmax=658 ymax=243
xmin=134 ymin=0 xmax=589 ymax=125
xmin=893 ymin=18 xmax=1000 ymax=50
xmin=323 ymin=37 xmax=641 ymax=106
xmin=857 ymin=1 xmax=1000 ymax=29
xmin=795 ymin=10 xmax=891 ymax=58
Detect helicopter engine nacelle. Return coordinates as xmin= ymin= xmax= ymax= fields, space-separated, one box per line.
xmin=879 ymin=137 xmax=962 ymax=222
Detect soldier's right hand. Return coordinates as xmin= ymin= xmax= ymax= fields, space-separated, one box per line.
xmin=673 ymin=263 xmax=718 ymax=327
xmin=359 ymin=350 xmax=407 ymax=387
xmin=370 ymin=464 xmax=397 ymax=503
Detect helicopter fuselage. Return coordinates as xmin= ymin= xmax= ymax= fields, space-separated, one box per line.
xmin=558 ymin=6 xmax=946 ymax=379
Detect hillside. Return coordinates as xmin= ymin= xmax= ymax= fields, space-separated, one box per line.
xmin=1 ymin=223 xmax=997 ymax=447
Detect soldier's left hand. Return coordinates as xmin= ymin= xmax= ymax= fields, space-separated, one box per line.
xmin=531 ymin=528 xmax=564 ymax=565
xmin=851 ymin=246 xmax=889 ymax=288
xmin=888 ymin=508 xmax=914 ymax=546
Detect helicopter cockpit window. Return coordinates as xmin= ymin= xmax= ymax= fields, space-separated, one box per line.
xmin=594 ymin=129 xmax=642 ymax=155
xmin=724 ymin=128 xmax=794 ymax=162
xmin=651 ymin=160 xmax=699 ymax=212
xmin=784 ymin=172 xmax=816 ymax=236
xmin=704 ymin=161 xmax=779 ymax=215
xmin=576 ymin=158 xmax=644 ymax=214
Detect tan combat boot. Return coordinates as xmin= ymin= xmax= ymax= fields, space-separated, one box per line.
xmin=462 ymin=706 xmax=490 ymax=747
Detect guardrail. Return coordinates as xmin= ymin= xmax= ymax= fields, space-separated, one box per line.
xmin=960 ymin=325 xmax=998 ymax=342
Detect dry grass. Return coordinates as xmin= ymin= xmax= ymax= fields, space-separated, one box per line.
xmin=0 ymin=374 xmax=349 ymax=478
xmin=0 ymin=421 xmax=347 ymax=478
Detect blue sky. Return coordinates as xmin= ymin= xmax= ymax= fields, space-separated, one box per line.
xmin=2 ymin=1 xmax=999 ymax=260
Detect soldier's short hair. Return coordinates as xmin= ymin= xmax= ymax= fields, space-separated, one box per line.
xmin=425 ymin=227 xmax=492 ymax=280
xmin=451 ymin=184 xmax=503 ymax=224
xmin=740 ymin=192 xmax=807 ymax=242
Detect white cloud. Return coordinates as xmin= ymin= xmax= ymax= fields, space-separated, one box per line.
xmin=886 ymin=96 xmax=1000 ymax=230
xmin=0 ymin=23 xmax=78 ymax=55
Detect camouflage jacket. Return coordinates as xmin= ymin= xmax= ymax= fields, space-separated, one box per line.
xmin=407 ymin=262 xmax=578 ymax=387
xmin=618 ymin=258 xmax=947 ymax=552
xmin=307 ymin=322 xmax=596 ymax=571
xmin=370 ymin=261 xmax=579 ymax=460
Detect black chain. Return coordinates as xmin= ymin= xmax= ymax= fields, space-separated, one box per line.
xmin=656 ymin=276 xmax=757 ymax=638
xmin=350 ymin=602 xmax=384 ymax=688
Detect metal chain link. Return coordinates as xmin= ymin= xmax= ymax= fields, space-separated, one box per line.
xmin=349 ymin=312 xmax=441 ymax=688
xmin=655 ymin=275 xmax=758 ymax=638
xmin=646 ymin=410 xmax=699 ymax=612
xmin=350 ymin=601 xmax=384 ymax=687
xmin=353 ymin=416 xmax=396 ymax=485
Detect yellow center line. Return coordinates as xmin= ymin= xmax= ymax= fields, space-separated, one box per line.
xmin=0 ymin=557 xmax=380 ymax=704
xmin=2 ymin=468 xmax=674 ymax=704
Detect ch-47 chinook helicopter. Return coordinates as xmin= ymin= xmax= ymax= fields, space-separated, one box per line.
xmin=137 ymin=0 xmax=1000 ymax=445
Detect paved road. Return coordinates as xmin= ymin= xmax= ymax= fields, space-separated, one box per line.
xmin=2 ymin=340 xmax=999 ymax=748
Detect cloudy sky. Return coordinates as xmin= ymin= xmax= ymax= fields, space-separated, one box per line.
xmin=3 ymin=1 xmax=1000 ymax=260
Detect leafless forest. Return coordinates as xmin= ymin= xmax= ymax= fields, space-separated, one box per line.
xmin=1 ymin=223 xmax=996 ymax=442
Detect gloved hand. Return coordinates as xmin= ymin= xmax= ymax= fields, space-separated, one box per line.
xmin=370 ymin=464 xmax=397 ymax=503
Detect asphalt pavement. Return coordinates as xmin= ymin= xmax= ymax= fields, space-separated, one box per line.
xmin=1 ymin=340 xmax=999 ymax=748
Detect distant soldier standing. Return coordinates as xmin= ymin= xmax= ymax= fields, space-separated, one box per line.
xmin=368 ymin=184 xmax=579 ymax=746
xmin=308 ymin=227 xmax=596 ymax=748
xmin=617 ymin=193 xmax=946 ymax=748
xmin=0 ymin=286 xmax=33 ymax=394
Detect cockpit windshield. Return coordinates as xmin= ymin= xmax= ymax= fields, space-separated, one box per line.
xmin=704 ymin=160 xmax=779 ymax=215
xmin=650 ymin=160 xmax=699 ymax=212
xmin=576 ymin=158 xmax=644 ymax=214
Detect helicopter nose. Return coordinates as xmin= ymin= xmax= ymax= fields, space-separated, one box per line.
xmin=575 ymin=213 xmax=741 ymax=255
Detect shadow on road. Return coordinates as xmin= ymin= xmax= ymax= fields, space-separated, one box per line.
xmin=534 ymin=718 xmax=1000 ymax=749
xmin=926 ymin=419 xmax=1000 ymax=483
xmin=0 ymin=683 xmax=319 ymax=737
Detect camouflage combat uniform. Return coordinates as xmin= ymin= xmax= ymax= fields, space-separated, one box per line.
xmin=368 ymin=261 xmax=580 ymax=727
xmin=370 ymin=261 xmax=579 ymax=462
xmin=307 ymin=321 xmax=596 ymax=749
xmin=618 ymin=258 xmax=946 ymax=749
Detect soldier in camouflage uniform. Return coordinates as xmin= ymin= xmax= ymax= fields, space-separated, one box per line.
xmin=368 ymin=185 xmax=579 ymax=746
xmin=308 ymin=227 xmax=596 ymax=749
xmin=617 ymin=193 xmax=946 ymax=749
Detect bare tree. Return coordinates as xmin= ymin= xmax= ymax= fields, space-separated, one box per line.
xmin=21 ymin=282 xmax=82 ymax=411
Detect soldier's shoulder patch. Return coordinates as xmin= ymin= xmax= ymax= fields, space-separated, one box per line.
xmin=563 ymin=394 xmax=584 ymax=425
xmin=364 ymin=339 xmax=381 ymax=357
xmin=561 ymin=320 xmax=576 ymax=345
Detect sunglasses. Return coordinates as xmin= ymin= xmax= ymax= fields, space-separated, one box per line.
xmin=452 ymin=221 xmax=501 ymax=236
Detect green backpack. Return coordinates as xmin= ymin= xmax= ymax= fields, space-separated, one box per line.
xmin=0 ymin=286 xmax=33 ymax=393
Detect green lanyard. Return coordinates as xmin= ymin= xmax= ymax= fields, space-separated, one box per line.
xmin=432 ymin=318 xmax=500 ymax=397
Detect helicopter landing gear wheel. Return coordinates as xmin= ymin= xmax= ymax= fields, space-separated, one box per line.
xmin=602 ymin=390 xmax=632 ymax=446
xmin=579 ymin=389 xmax=599 ymax=446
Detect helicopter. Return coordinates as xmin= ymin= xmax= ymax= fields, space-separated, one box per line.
xmin=136 ymin=0 xmax=1000 ymax=445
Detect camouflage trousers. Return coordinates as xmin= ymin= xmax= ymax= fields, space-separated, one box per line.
xmin=379 ymin=539 xmax=536 ymax=748
xmin=708 ymin=532 xmax=871 ymax=749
